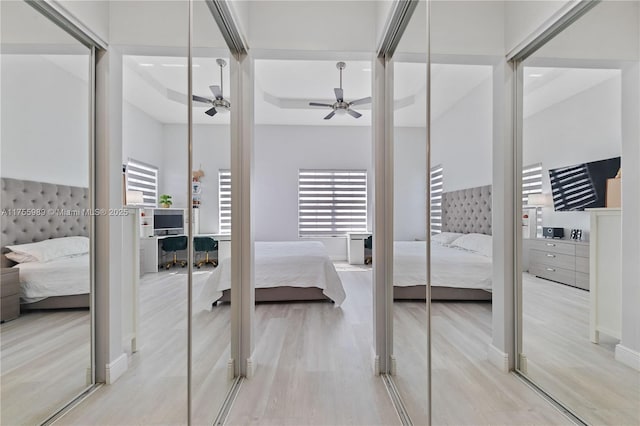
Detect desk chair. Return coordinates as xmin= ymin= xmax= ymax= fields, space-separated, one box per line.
xmin=364 ymin=235 xmax=373 ymax=265
xmin=194 ymin=236 xmax=218 ymax=268
xmin=161 ymin=236 xmax=188 ymax=269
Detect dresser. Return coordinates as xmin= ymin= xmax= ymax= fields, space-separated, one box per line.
xmin=1 ymin=268 xmax=20 ymax=322
xmin=529 ymin=238 xmax=590 ymax=290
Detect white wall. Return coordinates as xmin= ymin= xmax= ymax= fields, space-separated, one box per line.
xmin=1 ymin=55 xmax=89 ymax=187
xmin=523 ymin=75 xmax=622 ymax=237
xmin=122 ymin=101 xmax=165 ymax=171
xmin=394 ymin=127 xmax=427 ymax=241
xmin=161 ymin=124 xmax=230 ymax=235
xmin=254 ymin=125 xmax=372 ymax=260
xmin=431 ymin=76 xmax=493 ymax=192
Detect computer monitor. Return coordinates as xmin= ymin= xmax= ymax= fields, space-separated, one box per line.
xmin=153 ymin=209 xmax=184 ymax=235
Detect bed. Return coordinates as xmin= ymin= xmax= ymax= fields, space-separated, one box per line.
xmin=1 ymin=178 xmax=90 ymax=310
xmin=197 ymin=241 xmax=346 ymax=309
xmin=394 ymin=185 xmax=493 ymax=301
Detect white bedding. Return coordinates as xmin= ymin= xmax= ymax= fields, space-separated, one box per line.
xmin=14 ymin=254 xmax=90 ymax=303
xmin=197 ymin=241 xmax=346 ymax=309
xmin=394 ymin=241 xmax=492 ymax=290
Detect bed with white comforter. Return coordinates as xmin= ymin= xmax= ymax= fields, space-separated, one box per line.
xmin=15 ymin=254 xmax=90 ymax=303
xmin=393 ymin=233 xmax=493 ymax=300
xmin=197 ymin=241 xmax=346 ymax=309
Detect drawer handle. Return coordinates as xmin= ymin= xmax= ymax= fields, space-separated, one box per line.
xmin=546 ymin=267 xmax=556 ymax=272
xmin=546 ymin=254 xmax=556 ymax=258
xmin=546 ymin=243 xmax=556 ymax=247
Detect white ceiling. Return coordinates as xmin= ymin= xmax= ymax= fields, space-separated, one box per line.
xmin=117 ymin=56 xmax=621 ymax=127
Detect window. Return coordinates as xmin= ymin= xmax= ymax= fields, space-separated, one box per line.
xmin=218 ymin=170 xmax=231 ymax=234
xmin=298 ymin=169 xmax=367 ymax=237
xmin=125 ymin=158 xmax=158 ymax=207
xmin=523 ymin=163 xmax=543 ymax=236
xmin=430 ymin=164 xmax=443 ymax=235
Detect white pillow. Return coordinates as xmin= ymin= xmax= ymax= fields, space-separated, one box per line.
xmin=5 ymin=236 xmax=89 ymax=262
xmin=431 ymin=232 xmax=463 ymax=246
xmin=450 ymin=233 xmax=492 ymax=257
xmin=4 ymin=251 xmax=38 ymax=263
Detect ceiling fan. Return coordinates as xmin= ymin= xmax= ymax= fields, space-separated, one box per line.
xmin=192 ymin=58 xmax=230 ymax=116
xmin=308 ymin=62 xmax=372 ymax=120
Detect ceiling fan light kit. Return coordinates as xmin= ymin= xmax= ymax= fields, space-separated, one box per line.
xmin=192 ymin=58 xmax=231 ymax=117
xmin=308 ymin=61 xmax=372 ymax=120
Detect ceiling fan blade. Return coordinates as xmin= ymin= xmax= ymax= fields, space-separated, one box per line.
xmin=349 ymin=96 xmax=372 ymax=106
xmin=209 ymin=85 xmax=223 ymax=99
xmin=309 ymin=102 xmax=333 ymax=107
xmin=324 ymin=111 xmax=336 ymax=120
xmin=192 ymin=94 xmax=212 ymax=104
xmin=346 ymin=109 xmax=362 ymax=119
xmin=334 ymin=88 xmax=344 ymax=102
xmin=205 ymin=107 xmax=218 ymax=116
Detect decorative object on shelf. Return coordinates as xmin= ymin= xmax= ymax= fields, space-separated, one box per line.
xmin=606 ymin=168 xmax=621 ymax=208
xmin=192 ymin=166 xmax=204 ymax=208
xmin=570 ymin=229 xmax=583 ymax=240
xmin=543 ymin=226 xmax=564 ymax=239
xmin=159 ymin=194 xmax=173 ymax=208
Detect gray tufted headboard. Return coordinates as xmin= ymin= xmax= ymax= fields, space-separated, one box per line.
xmin=1 ymin=178 xmax=89 ymax=267
xmin=441 ymin=185 xmax=492 ymax=235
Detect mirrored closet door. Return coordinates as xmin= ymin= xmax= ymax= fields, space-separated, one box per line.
xmin=391 ymin=2 xmax=429 ymax=424
xmin=189 ymin=1 xmax=233 ymax=422
xmin=517 ymin=2 xmax=640 ymax=424
xmin=0 ymin=1 xmax=93 ymax=424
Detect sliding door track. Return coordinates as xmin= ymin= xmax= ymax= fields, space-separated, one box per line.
xmin=381 ymin=374 xmax=413 ymax=426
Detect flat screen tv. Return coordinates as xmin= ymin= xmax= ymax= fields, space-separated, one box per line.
xmin=154 ymin=209 xmax=184 ymax=234
xmin=549 ymin=156 xmax=620 ymax=211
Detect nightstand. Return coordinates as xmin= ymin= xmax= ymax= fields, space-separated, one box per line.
xmin=1 ymin=268 xmax=20 ymax=322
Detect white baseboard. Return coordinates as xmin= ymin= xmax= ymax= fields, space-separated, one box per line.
xmin=615 ymin=344 xmax=640 ymax=371
xmin=106 ymin=353 xmax=128 ymax=384
xmin=227 ymin=359 xmax=235 ymax=380
xmin=488 ymin=344 xmax=509 ymax=372
xmin=390 ymin=355 xmax=397 ymax=376
xmin=372 ymin=354 xmax=380 ymax=376
xmin=245 ymin=357 xmax=254 ymax=378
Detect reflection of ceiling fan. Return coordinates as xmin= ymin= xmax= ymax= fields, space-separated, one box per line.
xmin=192 ymin=58 xmax=230 ymax=116
xmin=308 ymin=62 xmax=372 ymax=120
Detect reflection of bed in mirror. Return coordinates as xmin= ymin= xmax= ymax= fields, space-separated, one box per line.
xmin=197 ymin=241 xmax=346 ymax=308
xmin=394 ymin=185 xmax=493 ymax=301
xmin=1 ymin=178 xmax=90 ymax=310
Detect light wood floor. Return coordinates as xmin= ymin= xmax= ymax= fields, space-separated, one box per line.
xmin=58 ymin=268 xmax=232 ymax=426
xmin=1 ymin=308 xmax=91 ymax=425
xmin=394 ymin=300 xmax=572 ymax=426
xmin=225 ymin=271 xmax=399 ymax=426
xmin=522 ymin=273 xmax=640 ymax=426
xmin=4 ymin=267 xmax=607 ymax=426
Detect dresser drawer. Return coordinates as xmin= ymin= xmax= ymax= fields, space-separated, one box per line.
xmin=575 ymin=256 xmax=590 ymax=274
xmin=575 ymin=272 xmax=589 ymax=290
xmin=530 ymin=264 xmax=576 ymax=286
xmin=530 ymin=239 xmax=575 ymax=256
xmin=530 ymin=250 xmax=575 ymax=270
xmin=575 ymin=244 xmax=590 ymax=258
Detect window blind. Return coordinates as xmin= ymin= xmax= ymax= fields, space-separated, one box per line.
xmin=523 ymin=163 xmax=543 ymax=236
xmin=298 ymin=169 xmax=367 ymax=237
xmin=219 ymin=170 xmax=231 ymax=234
xmin=125 ymin=158 xmax=158 ymax=207
xmin=430 ymin=164 xmax=443 ymax=235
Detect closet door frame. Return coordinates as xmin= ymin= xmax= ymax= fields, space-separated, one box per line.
xmin=19 ymin=0 xmax=107 ymax=422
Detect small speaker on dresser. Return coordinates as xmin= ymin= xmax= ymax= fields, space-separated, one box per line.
xmin=543 ymin=227 xmax=564 ymax=239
